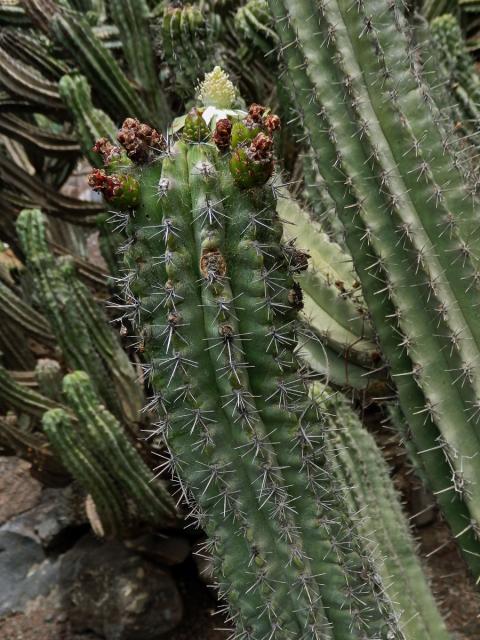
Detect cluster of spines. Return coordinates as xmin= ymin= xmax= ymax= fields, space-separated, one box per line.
xmin=91 ymin=95 xmax=405 ymax=637
xmin=270 ymin=0 xmax=480 ymax=577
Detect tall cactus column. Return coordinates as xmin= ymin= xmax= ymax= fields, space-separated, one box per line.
xmin=90 ymin=71 xmax=405 ymax=639
xmin=270 ymin=0 xmax=480 ymax=578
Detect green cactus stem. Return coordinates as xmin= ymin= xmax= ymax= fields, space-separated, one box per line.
xmin=319 ymin=389 xmax=450 ymax=640
xmin=35 ymin=358 xmax=63 ymax=401
xmin=58 ymin=73 xmax=117 ymax=167
xmin=271 ymin=0 xmax=480 ymax=579
xmin=43 ymin=371 xmax=176 ymax=537
xmin=91 ymin=80 xmax=407 ymax=637
xmin=0 ymin=364 xmax=60 ymax=418
xmin=16 ymin=209 xmax=143 ymax=425
xmin=278 ymin=197 xmax=387 ymax=395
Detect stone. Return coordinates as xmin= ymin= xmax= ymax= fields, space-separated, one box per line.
xmin=0 ymin=530 xmax=60 ymax=616
xmin=0 ymin=457 xmax=42 ymax=525
xmin=60 ymin=535 xmax=183 ymax=639
xmin=1 ymin=485 xmax=84 ymax=550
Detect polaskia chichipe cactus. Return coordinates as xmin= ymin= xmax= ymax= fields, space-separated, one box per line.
xmin=89 ymin=67 xmax=407 ymax=639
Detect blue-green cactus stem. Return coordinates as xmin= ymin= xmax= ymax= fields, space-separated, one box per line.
xmin=270 ymin=0 xmax=480 ymax=578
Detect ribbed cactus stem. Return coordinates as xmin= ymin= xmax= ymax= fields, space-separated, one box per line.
xmin=91 ymin=84 xmax=406 ymax=637
xmin=59 ymin=73 xmax=117 ymax=168
xmin=43 ymin=371 xmax=176 ymax=537
xmin=0 ymin=364 xmax=60 ymax=418
xmin=320 ymin=389 xmax=450 ymax=640
xmin=271 ymin=0 xmax=480 ymax=577
xmin=35 ymin=358 xmax=63 ymax=402
xmin=16 ymin=209 xmax=143 ymax=425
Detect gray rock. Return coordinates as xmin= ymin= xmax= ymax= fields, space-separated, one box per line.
xmin=60 ymin=535 xmax=183 ymax=640
xmin=1 ymin=485 xmax=83 ymax=549
xmin=0 ymin=530 xmax=59 ymax=616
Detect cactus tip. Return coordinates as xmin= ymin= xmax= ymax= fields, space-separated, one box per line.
xmin=197 ymin=66 xmax=237 ymax=109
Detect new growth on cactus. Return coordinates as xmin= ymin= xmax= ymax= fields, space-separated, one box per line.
xmin=90 ymin=68 xmax=413 ymax=639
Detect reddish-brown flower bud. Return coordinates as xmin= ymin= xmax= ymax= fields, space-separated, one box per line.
xmin=212 ymin=118 xmax=232 ymax=151
xmin=92 ymin=138 xmax=121 ymax=165
xmin=264 ymin=113 xmax=281 ymax=133
xmin=248 ymin=103 xmax=266 ymax=122
xmin=248 ymin=133 xmax=273 ymax=161
xmin=117 ymin=118 xmax=165 ymax=163
xmin=88 ymin=169 xmax=139 ymax=208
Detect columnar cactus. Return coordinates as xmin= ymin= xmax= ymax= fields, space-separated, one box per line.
xmin=43 ymin=371 xmax=176 ymax=538
xmin=278 ymin=198 xmax=387 ymax=395
xmin=320 ymin=389 xmax=450 ymax=640
xmin=90 ymin=70 xmax=408 ymax=639
xmin=270 ymin=0 xmax=480 ymax=578
xmin=16 ymin=209 xmax=143 ymax=425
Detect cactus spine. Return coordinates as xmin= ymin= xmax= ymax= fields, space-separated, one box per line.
xmin=270 ymin=0 xmax=480 ymax=578
xmin=90 ymin=71 xmax=409 ymax=639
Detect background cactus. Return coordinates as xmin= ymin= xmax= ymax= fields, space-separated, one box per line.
xmin=0 ymin=1 xmax=478 ymax=636
xmin=318 ymin=387 xmax=450 ymax=640
xmin=270 ymin=0 xmax=480 ymax=579
xmin=43 ymin=371 xmax=176 ymax=538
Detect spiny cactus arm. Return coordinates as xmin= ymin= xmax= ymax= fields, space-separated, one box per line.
xmin=17 ymin=209 xmax=139 ymax=423
xmin=321 ymin=390 xmax=451 ymax=640
xmin=107 ymin=0 xmax=170 ymax=121
xmin=0 ymin=280 xmax=55 ymax=345
xmin=59 ymin=74 xmax=117 ymax=167
xmin=0 ymin=42 xmax=64 ymax=109
xmin=62 ymin=371 xmax=176 ymax=525
xmin=42 ymin=407 xmax=127 ymax=537
xmin=235 ymin=0 xmax=279 ymax=55
xmin=299 ymin=151 xmax=344 ymax=244
xmin=430 ymin=13 xmax=480 ymax=125
xmin=0 ymin=113 xmax=80 ymax=156
xmin=35 ymin=358 xmax=63 ymax=402
xmin=270 ymin=0 xmax=480 ymax=577
xmin=0 ymin=365 xmax=61 ymax=418
xmin=60 ymin=259 xmax=143 ymax=424
xmin=94 ymin=97 xmax=406 ymax=636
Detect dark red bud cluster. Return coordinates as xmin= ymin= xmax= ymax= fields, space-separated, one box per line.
xmin=88 ymin=169 xmax=122 ymax=201
xmin=264 ymin=114 xmax=281 ymax=133
xmin=117 ymin=117 xmax=165 ymax=162
xmin=248 ymin=103 xmax=267 ymax=122
xmin=213 ymin=118 xmax=232 ymax=151
xmin=92 ymin=138 xmax=121 ymax=164
xmin=248 ymin=133 xmax=274 ymax=161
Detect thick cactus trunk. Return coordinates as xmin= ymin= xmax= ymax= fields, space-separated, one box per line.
xmin=270 ymin=0 xmax=480 ymax=579
xmin=90 ymin=76 xmax=407 ymax=637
